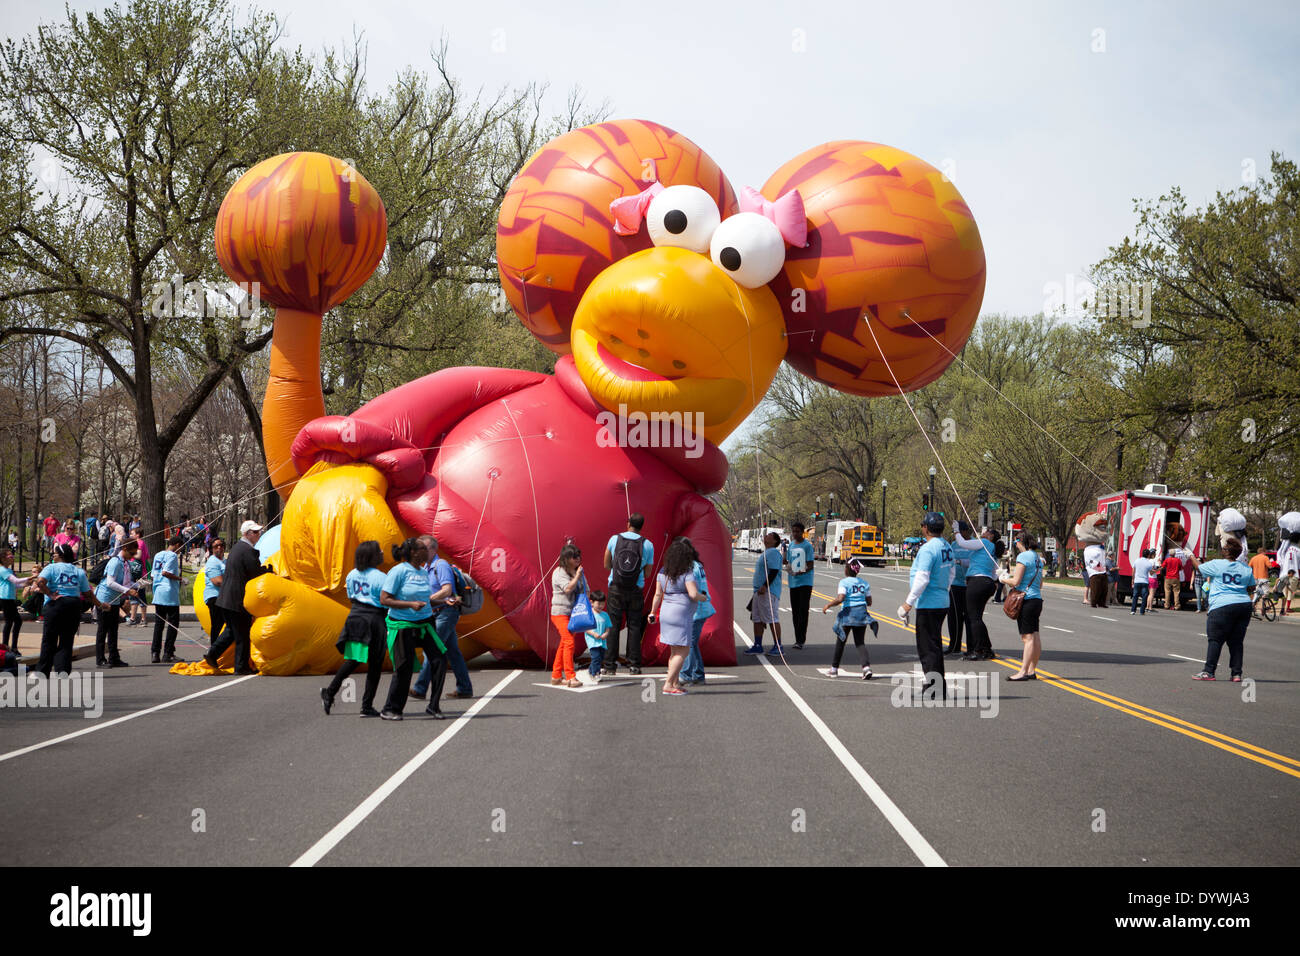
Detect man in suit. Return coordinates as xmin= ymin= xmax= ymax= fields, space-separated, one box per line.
xmin=203 ymin=520 xmax=268 ymax=674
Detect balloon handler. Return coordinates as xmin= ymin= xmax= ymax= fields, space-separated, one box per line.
xmin=176 ymin=121 xmax=985 ymax=675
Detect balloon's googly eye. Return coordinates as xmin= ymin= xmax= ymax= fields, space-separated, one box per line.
xmin=710 ymin=213 xmax=785 ymax=288
xmin=646 ymin=185 xmax=720 ymax=254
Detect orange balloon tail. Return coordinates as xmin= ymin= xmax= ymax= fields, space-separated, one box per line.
xmin=265 ymin=307 xmax=324 ymax=500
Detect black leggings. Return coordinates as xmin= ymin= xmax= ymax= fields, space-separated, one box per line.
xmin=37 ymin=596 xmax=82 ymax=676
xmin=914 ymin=607 xmax=947 ymax=699
xmin=965 ymin=576 xmax=996 ymax=655
xmin=1203 ymin=603 xmax=1251 ymax=677
xmin=947 ymin=585 xmax=968 ymax=651
xmin=206 ymin=599 xmax=228 ymax=647
xmin=95 ymin=604 xmax=122 ymax=662
xmin=151 ymin=604 xmax=181 ymax=656
xmin=326 ymin=637 xmax=388 ymax=711
xmin=832 ymin=626 xmax=870 ymax=669
xmin=1 ymin=598 xmax=20 ymax=648
xmin=384 ymin=625 xmax=444 ymax=715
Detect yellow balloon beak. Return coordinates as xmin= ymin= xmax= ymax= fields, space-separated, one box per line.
xmin=571 ymin=247 xmax=787 ymax=446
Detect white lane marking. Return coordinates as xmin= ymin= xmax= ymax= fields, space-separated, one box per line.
xmin=1044 ymin=626 xmax=1074 ymax=633
xmin=291 ymin=669 xmax=521 ymax=867
xmin=0 ymin=674 xmax=257 ymax=764
xmin=1168 ymin=653 xmax=1204 ymax=663
xmin=534 ymin=680 xmax=627 ymax=693
xmin=733 ymin=622 xmax=945 ymax=867
xmin=816 ymin=667 xmax=982 ymax=682
xmin=1091 ymin=615 xmax=1118 ymax=622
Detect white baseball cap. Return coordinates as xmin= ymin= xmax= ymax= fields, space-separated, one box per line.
xmin=240 ymin=520 xmax=264 ymax=536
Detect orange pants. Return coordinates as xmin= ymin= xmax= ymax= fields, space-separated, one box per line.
xmin=550 ymin=614 xmax=576 ymax=680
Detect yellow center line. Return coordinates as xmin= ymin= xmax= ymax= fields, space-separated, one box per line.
xmin=809 ymin=589 xmax=1300 ymax=778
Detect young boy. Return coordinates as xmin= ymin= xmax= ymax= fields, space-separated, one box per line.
xmin=586 ymin=590 xmax=612 ymax=682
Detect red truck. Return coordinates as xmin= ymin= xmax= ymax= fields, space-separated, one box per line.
xmin=1096 ymin=484 xmax=1211 ymax=604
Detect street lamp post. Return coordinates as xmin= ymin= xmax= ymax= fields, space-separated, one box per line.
xmin=881 ymin=479 xmax=888 ymax=545
xmin=856 ymin=483 xmax=863 ymax=520
xmin=928 ymin=465 xmax=936 ymax=514
xmin=829 ymin=492 xmax=835 ymax=518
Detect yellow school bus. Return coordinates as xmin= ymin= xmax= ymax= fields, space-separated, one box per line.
xmin=841 ymin=524 xmax=885 ymax=566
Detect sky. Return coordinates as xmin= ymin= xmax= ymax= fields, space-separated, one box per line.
xmin=4 ymin=0 xmax=1297 ymax=446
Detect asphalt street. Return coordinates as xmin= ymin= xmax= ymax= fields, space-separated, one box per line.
xmin=2 ymin=554 xmax=1296 ymax=867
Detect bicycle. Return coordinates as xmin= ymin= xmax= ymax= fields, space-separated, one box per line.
xmin=1252 ymin=579 xmax=1278 ymax=622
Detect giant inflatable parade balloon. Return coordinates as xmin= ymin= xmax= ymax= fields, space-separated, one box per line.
xmin=176 ymin=121 xmax=984 ymax=677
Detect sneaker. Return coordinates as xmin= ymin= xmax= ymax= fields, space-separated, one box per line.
xmin=862 ymin=668 xmax=873 ymax=680
xmin=320 ymin=687 xmax=333 ymax=715
xmin=766 ymin=644 xmax=784 ymax=657
xmin=380 ymin=710 xmax=403 ymax=721
xmin=359 ymin=706 xmax=381 ymax=718
xmin=792 ymin=644 xmax=805 ymax=650
xmin=592 ymin=673 xmax=603 ymax=683
xmin=629 ymin=666 xmax=642 ymax=675
xmin=1231 ymin=675 xmax=1243 ymax=683
xmin=409 ymin=690 xmax=427 ymax=700
xmin=743 ymin=645 xmax=765 ymax=655
xmin=827 ymin=667 xmax=838 ymax=677
xmin=1192 ymin=671 xmax=1216 ymax=681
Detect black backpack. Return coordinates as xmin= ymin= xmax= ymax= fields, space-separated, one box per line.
xmin=611 ymin=534 xmax=644 ymax=589
xmin=87 ymin=556 xmax=112 ymax=585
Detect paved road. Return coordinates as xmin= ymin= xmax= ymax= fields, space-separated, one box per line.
xmin=2 ymin=554 xmax=1296 ymax=867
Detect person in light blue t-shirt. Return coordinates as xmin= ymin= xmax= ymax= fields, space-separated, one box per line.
xmin=322 ymin=541 xmax=391 ymax=717
xmin=1186 ymin=539 xmax=1253 ymax=681
xmin=603 ymin=514 xmax=655 ymax=676
xmin=0 ymin=548 xmax=35 ymax=652
xmin=998 ymin=532 xmax=1045 ymax=681
xmin=586 ymin=591 xmax=613 ymax=680
xmin=820 ymin=559 xmax=878 ymax=679
xmin=899 ymin=513 xmax=953 ymax=698
xmin=202 ymin=538 xmax=228 ymax=653
xmin=785 ymin=523 xmax=816 ymax=649
xmin=94 ymin=539 xmax=141 ymax=667
xmin=378 ymin=538 xmax=443 ymax=720
xmin=150 ymin=536 xmax=184 ymax=663
xmin=745 ymin=532 xmax=786 ymax=656
xmin=33 ymin=543 xmax=101 ymax=676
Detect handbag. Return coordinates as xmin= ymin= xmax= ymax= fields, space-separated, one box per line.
xmin=567 ymin=573 xmax=596 ymax=632
xmin=1003 ymin=556 xmax=1042 ymax=619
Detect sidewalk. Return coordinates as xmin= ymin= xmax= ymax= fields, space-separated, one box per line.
xmin=8 ymin=605 xmax=202 ymax=664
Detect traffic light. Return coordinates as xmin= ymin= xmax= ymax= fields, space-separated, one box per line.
xmin=1007 ymin=501 xmax=1015 ymax=521
xmin=977 ymin=488 xmax=987 ymax=506
xmin=922 ymin=493 xmax=931 ymax=511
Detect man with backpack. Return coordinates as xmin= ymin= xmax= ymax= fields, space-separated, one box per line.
xmin=410 ymin=534 xmax=472 ymax=703
xmin=603 ymin=513 xmax=654 ymax=676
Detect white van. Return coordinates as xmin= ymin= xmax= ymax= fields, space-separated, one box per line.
xmin=826 ymin=521 xmax=866 ymax=563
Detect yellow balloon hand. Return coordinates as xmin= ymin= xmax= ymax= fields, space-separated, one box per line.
xmin=278 ymin=462 xmax=408 ymax=598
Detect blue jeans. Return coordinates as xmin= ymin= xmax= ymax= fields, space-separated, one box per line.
xmin=681 ymin=619 xmax=706 ymax=682
xmin=588 ymin=645 xmax=605 ymax=677
xmin=413 ymin=606 xmax=470 ymax=696
xmin=1131 ymin=582 xmax=1149 ymax=614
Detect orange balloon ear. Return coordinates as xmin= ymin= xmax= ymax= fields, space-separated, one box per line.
xmin=215 ymin=152 xmax=387 ymax=312
xmin=763 ymin=142 xmax=985 ymax=397
xmin=496 ymin=119 xmax=737 ymax=355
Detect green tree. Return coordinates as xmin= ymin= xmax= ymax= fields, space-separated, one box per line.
xmin=1090 ymin=153 xmax=1300 ymax=523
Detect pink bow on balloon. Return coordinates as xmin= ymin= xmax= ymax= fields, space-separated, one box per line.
xmin=738 ymin=185 xmax=807 ymax=247
xmin=610 ymin=181 xmax=665 ymax=236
